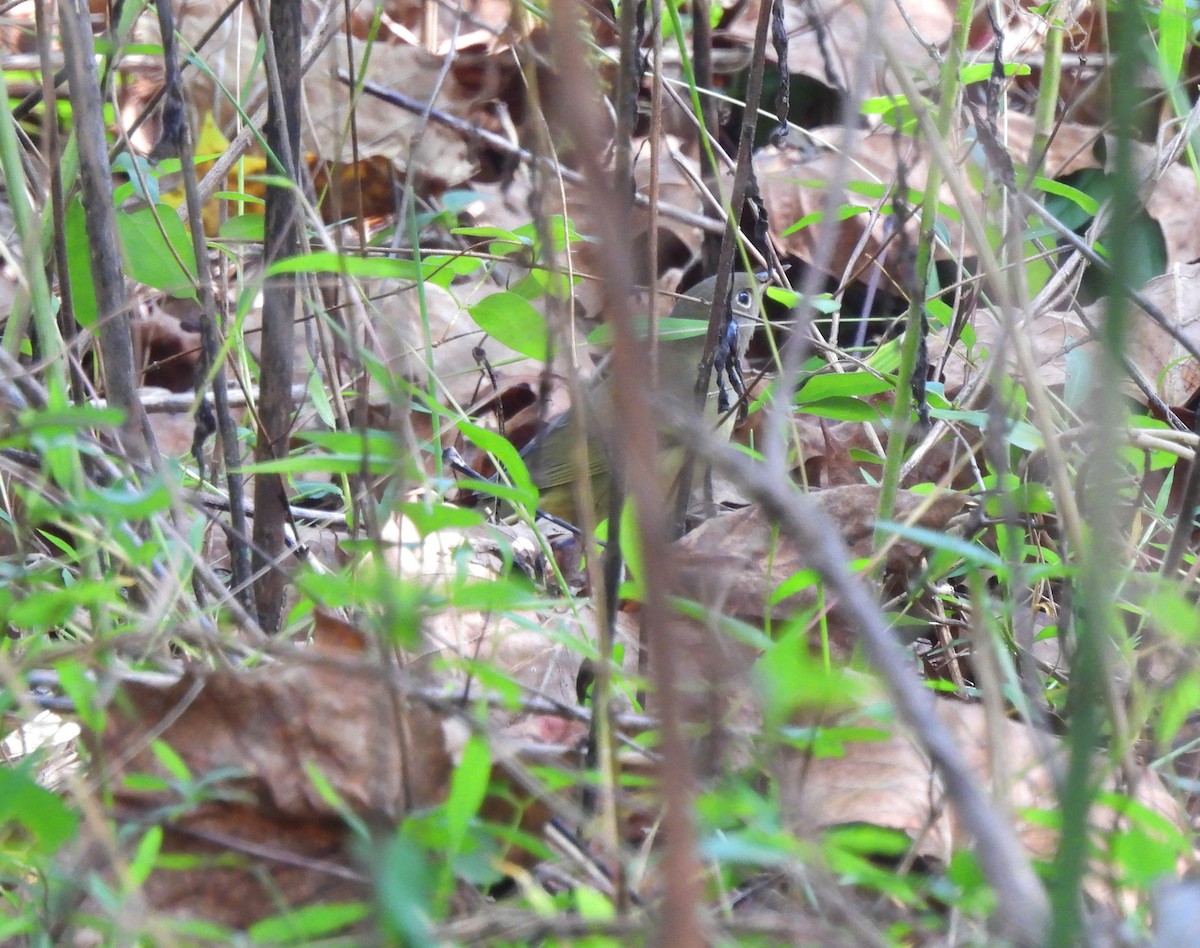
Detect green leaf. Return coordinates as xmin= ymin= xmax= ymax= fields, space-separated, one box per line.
xmin=16 ymin=404 xmax=125 ymax=435
xmin=451 ymin=476 xmax=540 ymax=512
xmin=63 ymin=198 xmax=98 ymax=326
xmin=457 ymin=420 xmax=538 ymax=512
xmin=959 ymin=62 xmax=1031 ymax=84
xmin=798 ymin=396 xmax=883 ymax=422
xmin=701 ymin=832 xmax=798 ymax=867
xmin=1159 ymin=0 xmax=1188 ymax=85
xmin=444 ymin=736 xmax=490 ymax=860
xmin=766 ymin=286 xmax=800 ymax=308
xmin=113 ymin=153 xmax=160 ymax=203
xmin=126 ymin=825 xmax=163 ymax=891
xmin=769 ymin=567 xmax=820 ymax=605
xmin=468 ymin=292 xmax=551 ymax=359
xmin=398 ymin=501 xmax=484 ymax=536
xmin=266 ymin=252 xmax=424 ymax=280
xmin=9 ymin=578 xmax=119 ymax=630
xmin=781 ymin=210 xmax=824 ymax=237
xmin=240 ymin=429 xmax=403 ymax=477
xmin=248 ymin=902 xmax=371 ymax=944
xmin=874 ymin=519 xmax=1004 ymax=570
xmin=756 ymin=631 xmax=864 ymax=725
xmin=451 ymin=225 xmax=530 ymax=247
xmin=55 ymin=659 xmax=104 ymax=732
xmin=421 ymin=253 xmax=484 ymax=288
xmin=150 ymin=740 xmax=193 ymax=784
xmin=780 ymin=724 xmax=891 ymax=757
xmin=1034 ymin=176 xmax=1099 ymax=216
xmin=0 ymin=765 xmax=79 ymax=853
xmin=587 ymin=315 xmax=703 ymax=347
xmin=928 ymin=407 xmax=1043 ymax=451
xmin=442 ymin=575 xmax=542 ymax=612
xmin=218 ymin=214 xmax=265 ymax=242
xmin=860 ymin=95 xmax=918 ymax=134
xmin=618 ymin=495 xmax=646 ymax=600
xmin=82 ymin=478 xmax=172 ymax=520
xmin=240 ymin=453 xmax=397 ymax=477
xmin=375 ymin=833 xmax=436 ymax=947
xmin=117 ymin=205 xmax=199 ymax=299
xmin=797 ymin=371 xmax=893 ymax=402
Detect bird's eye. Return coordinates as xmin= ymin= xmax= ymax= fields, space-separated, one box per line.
xmin=735 ymin=289 xmax=753 ymax=307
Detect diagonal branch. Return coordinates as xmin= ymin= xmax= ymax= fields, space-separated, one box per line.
xmin=669 ymin=411 xmax=1051 ymax=947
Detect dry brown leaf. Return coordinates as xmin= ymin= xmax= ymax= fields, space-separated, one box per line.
xmin=674 ymin=485 xmax=969 ymax=622
xmin=138 ymin=4 xmax=483 ymax=185
xmin=368 ymin=276 xmax=534 ymax=397
xmin=1090 ymin=262 xmax=1200 ymax=405
xmin=725 ymin=0 xmax=952 ymax=98
xmin=92 ymin=658 xmax=452 ymax=925
xmin=415 ymin=603 xmax=639 ymax=729
xmin=756 ymin=132 xmax=967 ymax=283
xmin=668 ymin=484 xmax=969 ymax=708
xmin=99 ymin=664 xmax=452 ymax=820
xmin=760 ymin=109 xmax=1200 ymax=309
xmin=310 ymin=608 xmax=370 ymax=654
xmin=779 ymin=700 xmax=1188 ymax=895
xmin=936 ymin=263 xmax=1200 ymax=404
xmin=131 ymin=305 xmax=202 ymax=392
xmin=304 ymin=42 xmax=477 ymax=186
xmin=931 ymin=304 xmax=1091 ymax=394
xmin=364 ymin=506 xmax=617 ymax=729
xmin=1012 ymin=117 xmax=1200 ymax=268
xmin=791 ymin=413 xmax=902 ymax=490
xmin=1001 ymin=112 xmax=1102 ymax=178
xmin=121 ymin=801 xmax=372 ymax=930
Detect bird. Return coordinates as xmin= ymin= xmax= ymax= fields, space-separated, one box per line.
xmin=518 ymin=271 xmax=762 ymax=525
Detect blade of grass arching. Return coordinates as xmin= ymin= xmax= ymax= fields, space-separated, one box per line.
xmin=1155 ymin=0 xmax=1200 ymax=206
xmin=692 ymin=0 xmax=720 ymax=275
xmin=0 ymin=69 xmax=62 ymax=388
xmin=1049 ymin=0 xmax=1144 ymax=939
xmin=874 ymin=0 xmax=974 ymax=537
xmin=662 ymin=0 xmax=720 ymax=182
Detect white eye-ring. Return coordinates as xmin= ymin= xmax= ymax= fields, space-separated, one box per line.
xmin=735 ymin=289 xmax=753 ymax=307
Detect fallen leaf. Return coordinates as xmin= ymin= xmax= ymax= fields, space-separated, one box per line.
xmin=778 ymin=700 xmax=1190 ymax=899
xmin=91 ymin=658 xmax=453 ymax=925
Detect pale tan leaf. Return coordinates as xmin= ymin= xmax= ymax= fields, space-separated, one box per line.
xmin=779 ymin=701 xmax=1188 ymax=887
